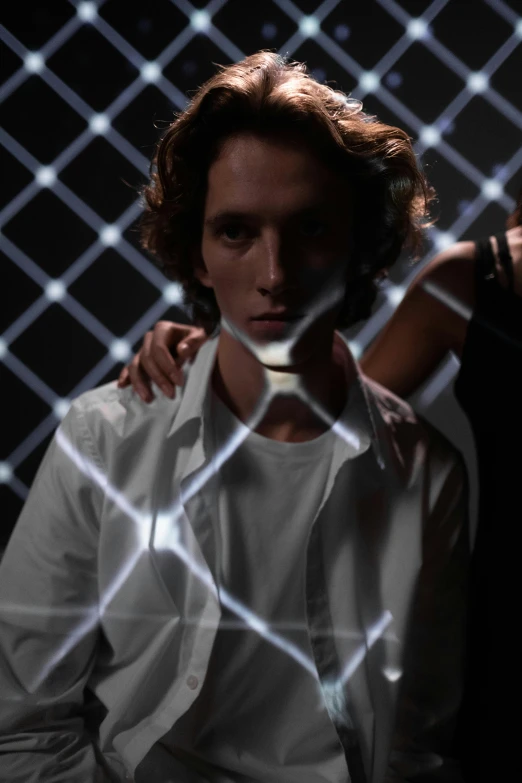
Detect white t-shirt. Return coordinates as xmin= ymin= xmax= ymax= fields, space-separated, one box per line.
xmin=158 ymin=391 xmax=350 ymax=782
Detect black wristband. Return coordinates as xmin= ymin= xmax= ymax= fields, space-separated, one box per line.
xmin=494 ymin=232 xmax=515 ymax=291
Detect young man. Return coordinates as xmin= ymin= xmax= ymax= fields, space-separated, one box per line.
xmin=0 ymin=53 xmax=468 ymax=782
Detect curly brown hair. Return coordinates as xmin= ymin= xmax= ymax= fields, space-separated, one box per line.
xmin=141 ymin=51 xmax=434 ymax=331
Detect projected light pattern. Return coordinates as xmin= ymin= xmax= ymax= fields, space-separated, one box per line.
xmin=4 ymin=269 xmax=389 ymax=703
xmin=1 ymin=0 xmax=521 ymax=513
xmin=0 ymin=0 xmax=519 ymax=742
xmin=4 ymin=0 xmax=507 ymax=748
xmin=22 ymin=342 xmax=392 ymax=704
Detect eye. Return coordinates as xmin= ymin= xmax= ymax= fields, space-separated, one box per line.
xmin=219 ymin=224 xmax=248 ymax=242
xmin=301 ymin=219 xmax=327 ymax=238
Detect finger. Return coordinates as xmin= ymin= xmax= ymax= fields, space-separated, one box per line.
xmin=152 ymin=323 xmax=191 ymax=386
xmin=176 ymin=327 xmax=207 ymax=364
xmin=127 ymin=354 xmax=154 ymax=403
xmin=158 ymin=321 xmax=201 ymax=359
xmin=155 ymin=320 xmax=193 ymax=352
xmin=142 ymin=330 xmax=178 ymax=396
xmin=117 ymin=366 xmax=130 ymax=387
xmin=169 ymin=360 xmax=185 ymax=387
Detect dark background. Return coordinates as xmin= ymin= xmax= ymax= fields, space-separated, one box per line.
xmin=1 ymin=0 xmax=521 ymax=542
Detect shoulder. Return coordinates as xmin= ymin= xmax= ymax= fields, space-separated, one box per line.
xmin=63 ymin=381 xmax=184 ymax=460
xmin=364 ymin=376 xmax=466 ymax=486
xmin=64 ymin=338 xmax=217 ymax=461
xmin=422 ymin=227 xmax=522 ymax=297
xmin=70 ymin=379 xmax=182 ymax=426
xmin=415 ymin=241 xmax=476 ymax=297
xmin=407 ymin=241 xmax=477 ymax=353
xmin=70 ymin=380 xmax=128 ymax=418
xmin=364 ymin=375 xmax=417 ymax=428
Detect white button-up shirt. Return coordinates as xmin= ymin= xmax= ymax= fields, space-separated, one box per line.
xmin=0 ymin=335 xmax=469 ymax=782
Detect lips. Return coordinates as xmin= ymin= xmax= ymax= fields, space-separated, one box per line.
xmin=251 ymin=311 xmax=302 ymax=321
xmin=248 ymin=311 xmax=304 ymax=340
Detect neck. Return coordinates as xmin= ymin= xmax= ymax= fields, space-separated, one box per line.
xmin=213 ymin=329 xmax=353 ymax=442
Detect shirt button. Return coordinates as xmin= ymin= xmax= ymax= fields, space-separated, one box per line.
xmin=186 ymin=674 xmax=199 ymax=690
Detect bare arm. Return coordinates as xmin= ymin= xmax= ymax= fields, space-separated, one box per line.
xmin=117 ymin=228 xmax=521 ymax=403
xmin=121 ymin=256 xmax=471 ymax=404
xmin=360 ymin=244 xmax=476 ymax=399
xmin=362 ymin=226 xmax=522 ymax=399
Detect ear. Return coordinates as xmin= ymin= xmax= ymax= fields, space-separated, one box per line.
xmin=192 ymin=247 xmax=213 ymax=289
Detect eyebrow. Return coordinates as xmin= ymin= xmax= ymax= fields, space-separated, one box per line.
xmin=204 ymin=211 xmax=252 ymax=227
xmin=204 ymin=204 xmax=331 ymax=227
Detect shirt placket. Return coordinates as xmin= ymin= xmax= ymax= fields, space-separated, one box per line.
xmin=306 ymin=515 xmax=368 ymax=783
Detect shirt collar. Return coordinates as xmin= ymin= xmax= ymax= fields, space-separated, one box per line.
xmin=333 ymin=331 xmax=385 ymax=469
xmin=172 ymin=331 xmax=385 ymax=471
xmin=173 ymin=337 xmax=218 ymax=433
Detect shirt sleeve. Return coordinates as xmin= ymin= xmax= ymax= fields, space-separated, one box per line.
xmin=0 ymin=401 xmax=123 ymax=782
xmin=386 ymin=450 xmax=470 ymax=783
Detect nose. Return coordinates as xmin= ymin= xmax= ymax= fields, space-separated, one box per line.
xmin=255 ymin=231 xmax=293 ymax=297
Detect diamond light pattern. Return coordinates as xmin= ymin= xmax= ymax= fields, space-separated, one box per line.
xmin=1 ymin=0 xmax=521 ymax=537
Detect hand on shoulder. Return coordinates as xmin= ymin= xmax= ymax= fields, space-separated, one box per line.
xmin=117 ymin=322 xmax=207 ymax=402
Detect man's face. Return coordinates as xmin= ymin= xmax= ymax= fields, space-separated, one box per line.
xmin=198 ymin=132 xmax=353 ymax=365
